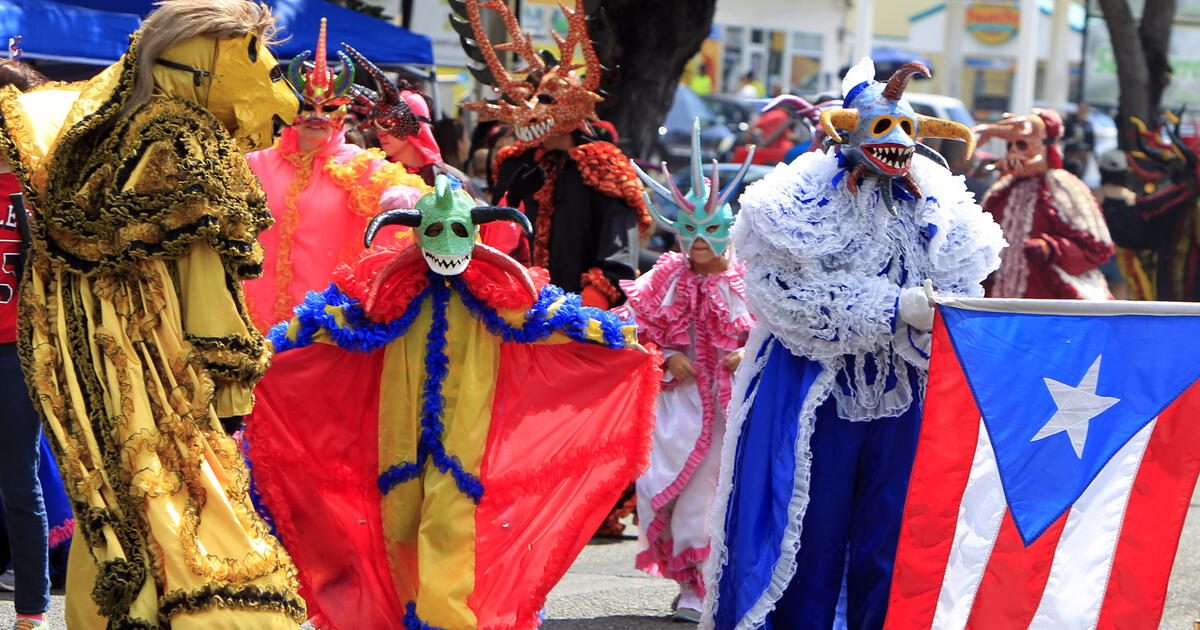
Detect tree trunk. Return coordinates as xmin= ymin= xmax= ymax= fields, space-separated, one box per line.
xmin=1097 ymin=0 xmax=1176 ymax=148
xmin=588 ymin=0 xmax=717 ymax=159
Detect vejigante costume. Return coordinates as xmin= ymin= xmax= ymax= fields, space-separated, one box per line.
xmin=245 ymin=176 xmax=659 ymax=630
xmin=975 ymin=109 xmax=1112 ymax=299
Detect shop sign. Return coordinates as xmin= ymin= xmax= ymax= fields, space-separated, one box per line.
xmin=967 ymin=3 xmax=1021 ymax=45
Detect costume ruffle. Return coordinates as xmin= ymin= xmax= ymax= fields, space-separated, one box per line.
xmin=248 ymin=246 xmax=659 ymax=630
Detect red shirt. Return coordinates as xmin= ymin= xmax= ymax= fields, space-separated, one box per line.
xmin=0 ymin=172 xmax=24 ymax=343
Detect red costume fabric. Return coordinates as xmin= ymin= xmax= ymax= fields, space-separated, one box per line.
xmin=0 ymin=172 xmax=23 ymax=342
xmin=245 ymin=245 xmax=660 ymax=630
xmin=982 ymin=169 xmax=1113 ymax=299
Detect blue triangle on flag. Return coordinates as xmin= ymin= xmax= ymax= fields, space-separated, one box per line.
xmin=940 ymin=305 xmax=1200 ymax=546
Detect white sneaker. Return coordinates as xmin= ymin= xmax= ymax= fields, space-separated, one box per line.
xmin=0 ymin=571 xmax=14 ymax=592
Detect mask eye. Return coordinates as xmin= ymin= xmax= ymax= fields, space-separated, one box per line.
xmin=322 ymin=104 xmax=341 ymax=113
xmin=536 ymin=94 xmax=557 ymax=104
xmin=248 ymin=37 xmax=259 ymax=63
xmin=705 ymin=224 xmax=720 ymax=234
xmin=451 ymin=222 xmax=469 ymax=237
xmin=1016 ymin=140 xmax=1029 ymax=151
xmin=684 ymin=224 xmax=695 ymax=232
xmin=899 ymin=119 xmax=914 ymax=136
xmin=270 ymin=64 xmax=284 ymax=82
xmin=425 ymin=223 xmax=444 ymax=237
xmin=301 ymin=103 xmax=315 ymax=112
xmin=870 ymin=116 xmax=895 ymax=137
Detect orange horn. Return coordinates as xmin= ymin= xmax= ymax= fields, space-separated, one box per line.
xmin=819 ymin=108 xmax=858 ymax=144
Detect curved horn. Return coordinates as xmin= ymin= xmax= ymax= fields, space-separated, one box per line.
xmin=342 ymin=43 xmax=400 ymax=105
xmin=471 ymin=205 xmax=532 ymax=235
xmin=703 ymin=159 xmax=721 ymax=215
xmin=288 ymin=51 xmax=310 ymax=94
xmin=713 ymin=145 xmax=756 ymax=210
xmin=364 ymin=209 xmax=423 ymax=247
xmin=332 ymin=50 xmax=356 ymax=98
xmin=639 ymin=190 xmax=676 ymax=232
xmin=762 ymin=95 xmax=818 ymax=124
xmin=662 ymin=162 xmax=697 ymax=212
xmin=882 ymin=62 xmax=930 ymax=101
xmin=689 ymin=117 xmax=704 ymax=197
xmin=819 ymin=108 xmax=858 ymax=144
xmin=917 ymin=114 xmax=976 ymax=159
xmin=630 ymin=159 xmax=673 ymax=201
xmin=471 ymin=243 xmax=538 ymax=302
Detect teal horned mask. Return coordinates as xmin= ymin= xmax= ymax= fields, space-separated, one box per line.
xmin=364 ymin=174 xmax=531 ymax=276
xmin=631 ymin=118 xmax=755 ymax=258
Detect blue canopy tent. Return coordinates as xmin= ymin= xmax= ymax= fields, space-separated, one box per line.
xmin=57 ymin=0 xmax=433 ymax=66
xmin=0 ymin=0 xmax=140 ymax=65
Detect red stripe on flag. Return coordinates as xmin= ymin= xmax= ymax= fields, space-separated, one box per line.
xmin=1095 ymin=380 xmax=1200 ymax=629
xmin=884 ymin=315 xmax=982 ymax=629
xmin=963 ymin=511 xmax=1066 ymax=630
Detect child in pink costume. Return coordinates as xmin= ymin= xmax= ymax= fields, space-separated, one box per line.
xmin=244 ymin=24 xmax=427 ymax=331
xmin=619 ymin=121 xmax=756 ymax=622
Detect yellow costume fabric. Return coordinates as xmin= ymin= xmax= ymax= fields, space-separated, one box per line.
xmin=0 ymin=32 xmax=304 ymax=629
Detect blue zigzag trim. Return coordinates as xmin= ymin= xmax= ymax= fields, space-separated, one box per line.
xmin=378 ymin=278 xmax=484 ymax=503
xmin=402 ymin=602 xmax=446 ymax=630
xmin=449 ymin=276 xmax=628 ymax=349
xmin=269 ymin=283 xmax=431 ymax=354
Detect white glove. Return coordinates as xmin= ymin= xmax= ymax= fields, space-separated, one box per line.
xmin=379 ymin=185 xmax=423 ymax=210
xmin=899 ymin=285 xmax=935 ymax=331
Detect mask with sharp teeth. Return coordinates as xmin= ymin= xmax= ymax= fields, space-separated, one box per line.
xmin=631 ymin=118 xmax=753 ymax=259
xmin=453 ymin=0 xmax=606 ymax=147
xmin=819 ymin=58 xmax=976 ymax=206
xmin=363 ymin=174 xmax=532 ymax=277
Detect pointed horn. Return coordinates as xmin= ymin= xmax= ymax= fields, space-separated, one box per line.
xmin=332 ymin=50 xmax=355 ymax=98
xmin=313 ymin=18 xmax=331 ymax=89
xmin=917 ymin=114 xmax=976 ymax=159
xmin=704 ymin=159 xmax=721 ymax=216
xmin=471 ymin=243 xmax=538 ymax=302
xmin=914 ymin=142 xmax=949 ymax=170
xmin=882 ymin=62 xmax=930 ymax=100
xmin=288 ymin=51 xmax=310 ymax=93
xmin=640 ymin=190 xmax=677 ymax=233
xmin=689 ymin=118 xmax=704 ymax=196
xmin=630 ymin=159 xmax=674 ymax=201
xmin=662 ymin=162 xmax=696 ymax=212
xmin=819 ymin=108 xmax=858 ymax=144
xmin=713 ymin=146 xmax=756 ymax=210
xmin=364 ymin=209 xmax=423 ymax=248
xmin=471 ymin=205 xmax=532 ymax=235
xmin=342 ymin=43 xmax=399 ymax=105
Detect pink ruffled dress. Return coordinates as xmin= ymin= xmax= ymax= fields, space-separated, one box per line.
xmin=244 ymin=127 xmax=426 ymax=331
xmin=616 ymin=252 xmax=754 ymax=606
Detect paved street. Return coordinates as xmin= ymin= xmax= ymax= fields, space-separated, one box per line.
xmin=5 ymin=488 xmax=1200 ymax=628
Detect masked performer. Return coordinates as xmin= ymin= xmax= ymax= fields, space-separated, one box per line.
xmin=1103 ymin=111 xmax=1200 ymax=301
xmin=449 ymin=0 xmax=650 ymax=309
xmin=0 ymin=1 xmax=306 ymax=627
xmin=975 ymin=109 xmax=1113 ymax=299
xmin=245 ymin=175 xmax=659 ymax=630
xmin=703 ymin=59 xmax=1005 ymax=630
xmin=618 ymin=120 xmax=756 ymax=623
xmin=244 ymin=22 xmax=429 ymax=332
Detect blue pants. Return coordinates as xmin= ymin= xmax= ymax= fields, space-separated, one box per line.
xmin=769 ymin=396 xmax=921 ymax=630
xmin=714 ymin=341 xmax=920 ymax=630
xmin=0 ymin=342 xmax=50 ymax=615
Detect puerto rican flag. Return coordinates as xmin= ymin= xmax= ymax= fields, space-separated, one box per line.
xmin=885 ymin=297 xmax=1200 ymax=629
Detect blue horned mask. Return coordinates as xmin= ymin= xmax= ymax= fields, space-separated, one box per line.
xmin=820 ymin=59 xmax=975 ymax=210
xmin=630 ymin=118 xmax=755 ymax=258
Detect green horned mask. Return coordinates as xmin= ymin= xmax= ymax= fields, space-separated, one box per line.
xmin=364 ymin=174 xmax=531 ymax=276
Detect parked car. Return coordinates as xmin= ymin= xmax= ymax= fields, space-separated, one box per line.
xmin=701 ymin=94 xmax=761 ymax=139
xmin=905 ymin=92 xmax=977 ymax=168
xmin=653 ymin=85 xmax=736 ymax=168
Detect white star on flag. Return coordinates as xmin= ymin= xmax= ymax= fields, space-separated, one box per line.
xmin=1030 ymin=355 xmax=1120 ymax=458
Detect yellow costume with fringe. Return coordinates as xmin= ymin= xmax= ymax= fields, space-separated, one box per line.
xmin=0 ymin=31 xmax=305 ymax=629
